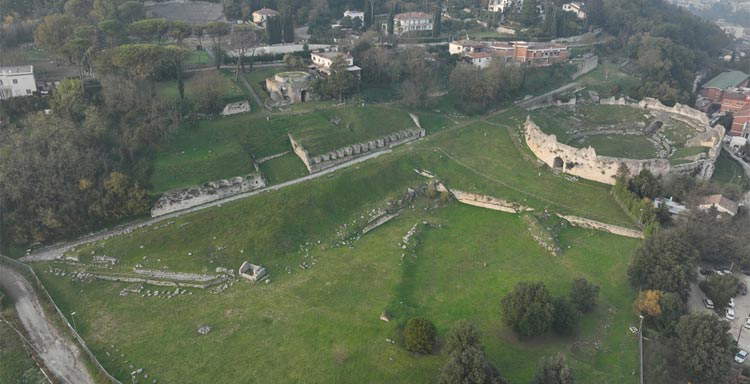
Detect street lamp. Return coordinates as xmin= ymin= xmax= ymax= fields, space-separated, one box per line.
xmin=639 ymin=314 xmax=645 ymax=384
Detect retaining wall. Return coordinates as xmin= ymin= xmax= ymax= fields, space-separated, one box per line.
xmin=151 ymin=174 xmax=267 ymax=217
xmin=555 ymin=214 xmax=644 ymax=239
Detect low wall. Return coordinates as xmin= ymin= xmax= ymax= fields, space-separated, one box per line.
xmin=151 ymin=174 xmax=267 ymax=217
xmin=447 ymin=188 xmax=533 ymax=213
xmin=291 ymin=126 xmax=426 ymax=174
xmin=555 ymin=214 xmax=644 ymax=239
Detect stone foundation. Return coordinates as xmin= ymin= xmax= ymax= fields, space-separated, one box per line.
xmin=151 ymin=174 xmax=267 ymax=217
xmin=290 ymin=117 xmax=426 ymax=174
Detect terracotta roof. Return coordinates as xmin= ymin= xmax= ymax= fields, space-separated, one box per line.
xmin=699 ymin=194 xmax=739 ymax=215
xmin=394 ymin=12 xmax=431 ymax=20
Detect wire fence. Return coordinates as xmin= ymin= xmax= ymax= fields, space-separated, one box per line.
xmin=0 ymin=254 xmax=122 ymax=384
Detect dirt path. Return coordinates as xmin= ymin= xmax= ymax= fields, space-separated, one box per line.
xmin=0 ymin=265 xmax=96 ymax=384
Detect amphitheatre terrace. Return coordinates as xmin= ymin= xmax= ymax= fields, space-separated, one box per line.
xmin=524 ymin=96 xmax=725 ymax=184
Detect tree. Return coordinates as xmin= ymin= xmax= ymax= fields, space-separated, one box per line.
xmin=315 ymin=56 xmax=356 ymax=102
xmin=229 ymin=25 xmax=260 ymax=80
xmin=439 ymin=321 xmax=508 ymax=384
xmin=282 ymin=12 xmax=295 ymax=43
xmin=675 ymin=314 xmax=733 ymax=383
xmin=283 ymin=54 xmax=305 ymax=69
xmin=128 ymin=18 xmax=169 ymax=42
xmin=34 ymin=14 xmax=82 ymax=58
xmin=501 ymin=281 xmax=554 ymax=338
xmin=586 ymin=0 xmax=605 ymax=27
xmin=190 ymin=71 xmax=225 ymax=115
xmin=444 ymin=320 xmax=481 ymax=356
xmin=569 ymin=278 xmax=599 ymax=313
xmin=51 ymin=78 xmax=86 ymax=122
xmin=532 ymin=354 xmax=575 ymax=384
xmin=117 ymin=1 xmax=145 ymax=23
xmin=265 ymin=15 xmax=282 ymax=44
xmin=627 ymin=229 xmax=698 ymax=300
xmin=403 ymin=317 xmax=437 ymax=354
xmin=167 ymin=21 xmax=192 ymax=44
xmin=432 ymin=3 xmax=442 ymax=37
xmin=655 ymin=292 xmax=685 ymax=335
xmin=699 ymin=274 xmax=739 ymax=310
xmin=551 ymin=297 xmax=580 ymax=336
xmin=629 ymin=169 xmax=660 ymax=199
xmin=634 ymin=290 xmax=663 ymax=317
xmin=520 ymin=0 xmax=540 ymax=27
xmin=205 ymin=21 xmax=230 ymax=69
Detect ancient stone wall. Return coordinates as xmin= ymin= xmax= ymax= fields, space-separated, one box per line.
xmin=446 ymin=188 xmax=533 ymax=213
xmin=555 ymin=214 xmax=644 ymax=239
xmin=524 ymin=98 xmax=724 ymax=184
xmin=151 ymin=174 xmax=267 ymax=217
xmin=291 ymin=123 xmax=426 ymax=174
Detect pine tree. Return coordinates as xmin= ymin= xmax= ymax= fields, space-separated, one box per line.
xmin=432 ymin=2 xmax=442 ymax=37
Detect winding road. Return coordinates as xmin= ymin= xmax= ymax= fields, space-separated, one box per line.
xmin=0 ymin=264 xmax=96 ymax=384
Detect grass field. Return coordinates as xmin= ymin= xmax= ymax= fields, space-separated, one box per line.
xmin=258 ymin=153 xmax=308 ymax=184
xmin=39 ymin=203 xmax=639 ymax=384
xmin=157 ymin=70 xmax=246 ymax=104
xmin=577 ymin=62 xmax=641 ymax=98
xmin=577 ymin=135 xmax=657 ymax=159
xmin=289 ymin=105 xmax=417 ymax=155
xmin=0 ymin=301 xmax=45 ymax=384
xmin=712 ymin=151 xmax=749 ymax=189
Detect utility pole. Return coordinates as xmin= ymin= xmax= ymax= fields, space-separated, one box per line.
xmin=639 ymin=314 xmax=645 ymax=384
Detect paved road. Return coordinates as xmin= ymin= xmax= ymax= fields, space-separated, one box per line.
xmin=22 ymin=149 xmax=392 ymax=262
xmin=0 ymin=265 xmax=96 ymax=384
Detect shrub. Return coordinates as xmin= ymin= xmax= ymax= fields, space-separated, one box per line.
xmin=551 ymin=297 xmax=580 ymax=336
xmin=501 ymin=281 xmax=554 ymax=338
xmin=532 ymin=353 xmax=575 ymax=384
xmin=404 ymin=317 xmax=437 ymax=354
xmin=444 ymin=320 xmax=480 ymax=356
xmin=569 ymin=278 xmax=599 ymax=313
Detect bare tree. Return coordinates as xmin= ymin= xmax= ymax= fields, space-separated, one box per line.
xmin=229 ymin=25 xmax=260 ymax=80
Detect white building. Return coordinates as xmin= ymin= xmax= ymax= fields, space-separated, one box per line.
xmin=562 ymin=2 xmax=586 ymax=19
xmin=251 ymin=8 xmax=279 ymax=26
xmin=343 ymin=10 xmax=365 ymax=21
xmin=488 ymin=0 xmax=518 ymax=13
xmin=0 ymin=66 xmax=36 ymax=100
xmin=393 ymin=12 xmax=433 ymax=35
xmin=310 ymin=51 xmax=361 ymax=76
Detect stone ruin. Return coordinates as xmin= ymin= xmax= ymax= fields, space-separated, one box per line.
xmin=238 ymin=261 xmax=267 ymax=282
xmin=523 ymin=97 xmax=725 ymax=185
xmin=291 ymin=127 xmax=426 ymax=174
xmin=265 ymin=71 xmax=315 ymax=107
xmin=221 ymin=100 xmax=251 ymax=116
xmin=151 ymin=174 xmax=267 ymax=217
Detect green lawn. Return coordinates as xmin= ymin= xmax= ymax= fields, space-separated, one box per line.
xmin=258 ymin=153 xmax=308 ymax=184
xmin=577 ymin=62 xmax=641 ymax=98
xmin=289 ymin=105 xmax=418 ymax=155
xmin=578 ymin=135 xmax=657 ymax=159
xmin=39 ymin=203 xmax=639 ymax=384
xmin=243 ymin=66 xmax=286 ymax=104
xmin=0 ymin=301 xmax=45 ymax=384
xmin=712 ymin=150 xmax=749 ymax=189
xmin=157 ymin=70 xmax=246 ymax=104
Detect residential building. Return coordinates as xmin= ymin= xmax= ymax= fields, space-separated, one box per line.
xmin=449 ymin=40 xmax=569 ymax=67
xmin=252 ymin=8 xmax=280 ymax=26
xmin=731 ymin=104 xmax=750 ymax=137
xmin=698 ymin=194 xmax=739 ymax=216
xmin=310 ymin=51 xmax=361 ymax=76
xmin=344 ymin=10 xmax=365 ymax=21
xmin=700 ymin=70 xmax=750 ymax=102
xmin=488 ymin=0 xmax=518 ymax=13
xmin=465 ymin=52 xmax=493 ymax=68
xmin=393 ymin=12 xmax=433 ymax=35
xmin=718 ymin=88 xmax=750 ymax=112
xmin=562 ymin=2 xmax=586 ymax=19
xmin=0 ymin=65 xmax=36 ymax=100
xmin=654 ymin=197 xmax=688 ymax=216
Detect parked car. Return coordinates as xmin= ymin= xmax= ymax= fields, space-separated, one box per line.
xmin=736 ymin=350 xmax=748 ymax=364
xmin=726 ymin=307 xmax=736 ymax=321
xmin=716 ymin=270 xmax=726 ymax=276
xmin=704 ymin=298 xmax=715 ymax=309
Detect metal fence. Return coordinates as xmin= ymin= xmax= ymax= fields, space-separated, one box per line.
xmin=0 ymin=254 xmax=122 ymax=384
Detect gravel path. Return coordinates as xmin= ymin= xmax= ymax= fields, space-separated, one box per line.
xmin=22 ymin=149 xmax=392 ymax=262
xmin=0 ymin=265 xmax=96 ymax=384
